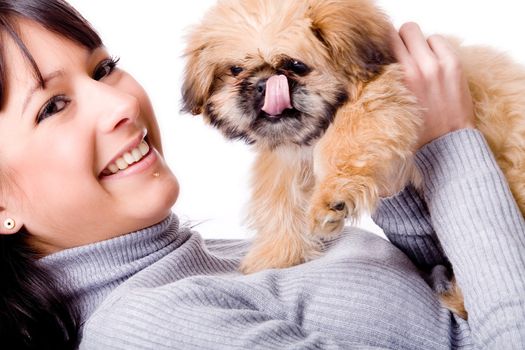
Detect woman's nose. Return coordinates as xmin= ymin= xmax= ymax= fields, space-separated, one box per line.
xmin=89 ymin=81 xmax=141 ymax=134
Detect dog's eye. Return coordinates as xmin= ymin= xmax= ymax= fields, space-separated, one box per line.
xmin=230 ymin=66 xmax=244 ymax=76
xmin=287 ymin=60 xmax=310 ymax=75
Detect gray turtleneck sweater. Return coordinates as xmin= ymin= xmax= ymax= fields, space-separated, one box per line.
xmin=39 ymin=129 xmax=525 ymax=349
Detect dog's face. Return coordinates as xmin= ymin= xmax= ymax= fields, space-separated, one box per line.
xmin=182 ymin=0 xmax=394 ymax=149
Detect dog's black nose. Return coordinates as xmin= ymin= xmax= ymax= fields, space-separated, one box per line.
xmin=256 ymin=79 xmax=266 ymax=96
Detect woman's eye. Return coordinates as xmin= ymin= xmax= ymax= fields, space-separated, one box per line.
xmin=36 ymin=95 xmax=71 ymax=124
xmin=93 ymin=56 xmax=120 ymax=81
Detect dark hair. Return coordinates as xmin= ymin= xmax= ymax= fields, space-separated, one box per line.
xmin=0 ymin=1 xmax=102 ymax=348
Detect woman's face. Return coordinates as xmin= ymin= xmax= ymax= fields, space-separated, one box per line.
xmin=0 ymin=20 xmax=179 ymax=254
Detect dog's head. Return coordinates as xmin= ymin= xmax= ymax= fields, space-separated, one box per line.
xmin=182 ymin=0 xmax=394 ymax=149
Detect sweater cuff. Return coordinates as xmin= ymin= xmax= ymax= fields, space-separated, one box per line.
xmin=373 ymin=185 xmax=447 ymax=269
xmin=414 ymin=128 xmax=501 ymax=197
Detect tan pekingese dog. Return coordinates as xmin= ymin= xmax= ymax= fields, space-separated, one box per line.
xmin=182 ymin=0 xmax=525 ymax=319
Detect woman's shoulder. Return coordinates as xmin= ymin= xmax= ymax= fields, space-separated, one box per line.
xmin=204 ymin=226 xmax=411 ymax=266
xmin=320 ymin=226 xmax=417 ymax=269
xmin=203 ymin=237 xmax=251 ymax=258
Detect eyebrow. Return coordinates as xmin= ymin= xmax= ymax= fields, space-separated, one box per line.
xmin=22 ymin=70 xmax=65 ymax=115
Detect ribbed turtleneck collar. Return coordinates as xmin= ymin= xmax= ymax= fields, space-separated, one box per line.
xmin=37 ymin=213 xmax=189 ymax=323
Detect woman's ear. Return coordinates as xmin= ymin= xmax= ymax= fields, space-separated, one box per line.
xmin=0 ymin=203 xmax=22 ymax=234
xmin=0 ymin=214 xmax=21 ymax=235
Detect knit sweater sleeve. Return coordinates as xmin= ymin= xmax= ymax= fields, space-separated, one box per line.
xmin=372 ymin=184 xmax=447 ymax=270
xmin=413 ymin=129 xmax=525 ymax=348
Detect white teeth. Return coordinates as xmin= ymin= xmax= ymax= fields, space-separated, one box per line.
xmin=131 ymin=148 xmax=142 ymax=162
xmin=116 ymin=158 xmax=129 ymax=170
xmin=102 ymin=140 xmax=150 ymax=176
xmin=139 ymin=142 xmax=149 ymax=156
xmin=108 ymin=163 xmax=119 ymax=174
xmin=123 ymin=152 xmax=135 ymax=164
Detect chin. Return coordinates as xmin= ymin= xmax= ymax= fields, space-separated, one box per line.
xmin=131 ymin=167 xmax=179 ymax=225
xmin=181 ymin=0 xmax=525 ymax=321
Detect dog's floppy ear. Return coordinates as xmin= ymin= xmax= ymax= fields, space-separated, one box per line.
xmin=308 ymin=0 xmax=395 ymax=80
xmin=181 ymin=36 xmax=215 ymax=116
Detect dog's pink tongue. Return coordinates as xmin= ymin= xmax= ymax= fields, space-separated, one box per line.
xmin=262 ymin=75 xmax=292 ymax=116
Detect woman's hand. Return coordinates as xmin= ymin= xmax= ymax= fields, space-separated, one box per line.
xmin=392 ymin=22 xmax=475 ymax=149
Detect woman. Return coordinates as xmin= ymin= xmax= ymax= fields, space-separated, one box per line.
xmin=0 ymin=1 xmax=523 ymax=349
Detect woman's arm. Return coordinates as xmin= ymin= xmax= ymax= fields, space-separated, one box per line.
xmin=417 ymin=127 xmax=525 ymax=348
xmin=372 ymin=22 xmax=477 ymax=272
xmin=372 ymin=185 xmax=447 ymax=270
xmin=383 ymin=23 xmax=525 ymax=348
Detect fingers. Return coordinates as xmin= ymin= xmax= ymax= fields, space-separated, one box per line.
xmin=391 ymin=22 xmax=475 ymax=149
xmin=427 ymin=34 xmax=460 ymax=70
xmin=395 ymin=22 xmax=459 ymax=78
xmin=390 ymin=25 xmax=411 ymax=65
xmin=399 ymin=22 xmax=435 ymax=63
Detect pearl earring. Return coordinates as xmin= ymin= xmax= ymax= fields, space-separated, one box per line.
xmin=3 ymin=218 xmax=15 ymax=230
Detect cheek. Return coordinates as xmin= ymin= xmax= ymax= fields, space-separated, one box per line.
xmin=16 ymin=148 xmax=121 ymax=250
xmin=141 ymin=95 xmax=162 ymax=153
xmin=124 ymin=77 xmax=162 ymax=154
xmin=13 ymin=132 xmax=98 ymax=212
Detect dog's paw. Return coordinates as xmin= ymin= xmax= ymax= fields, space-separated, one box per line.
xmin=309 ymin=176 xmax=378 ymax=237
xmin=308 ymin=194 xmax=349 ymax=237
xmin=239 ymin=238 xmax=321 ymax=274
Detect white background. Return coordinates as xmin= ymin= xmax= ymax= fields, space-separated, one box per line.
xmin=68 ymin=0 xmax=525 ymax=239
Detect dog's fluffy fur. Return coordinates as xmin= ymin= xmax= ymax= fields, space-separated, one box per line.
xmin=182 ymin=0 xmax=525 ymax=319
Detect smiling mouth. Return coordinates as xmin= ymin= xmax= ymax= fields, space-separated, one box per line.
xmin=99 ymin=136 xmax=151 ymax=178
